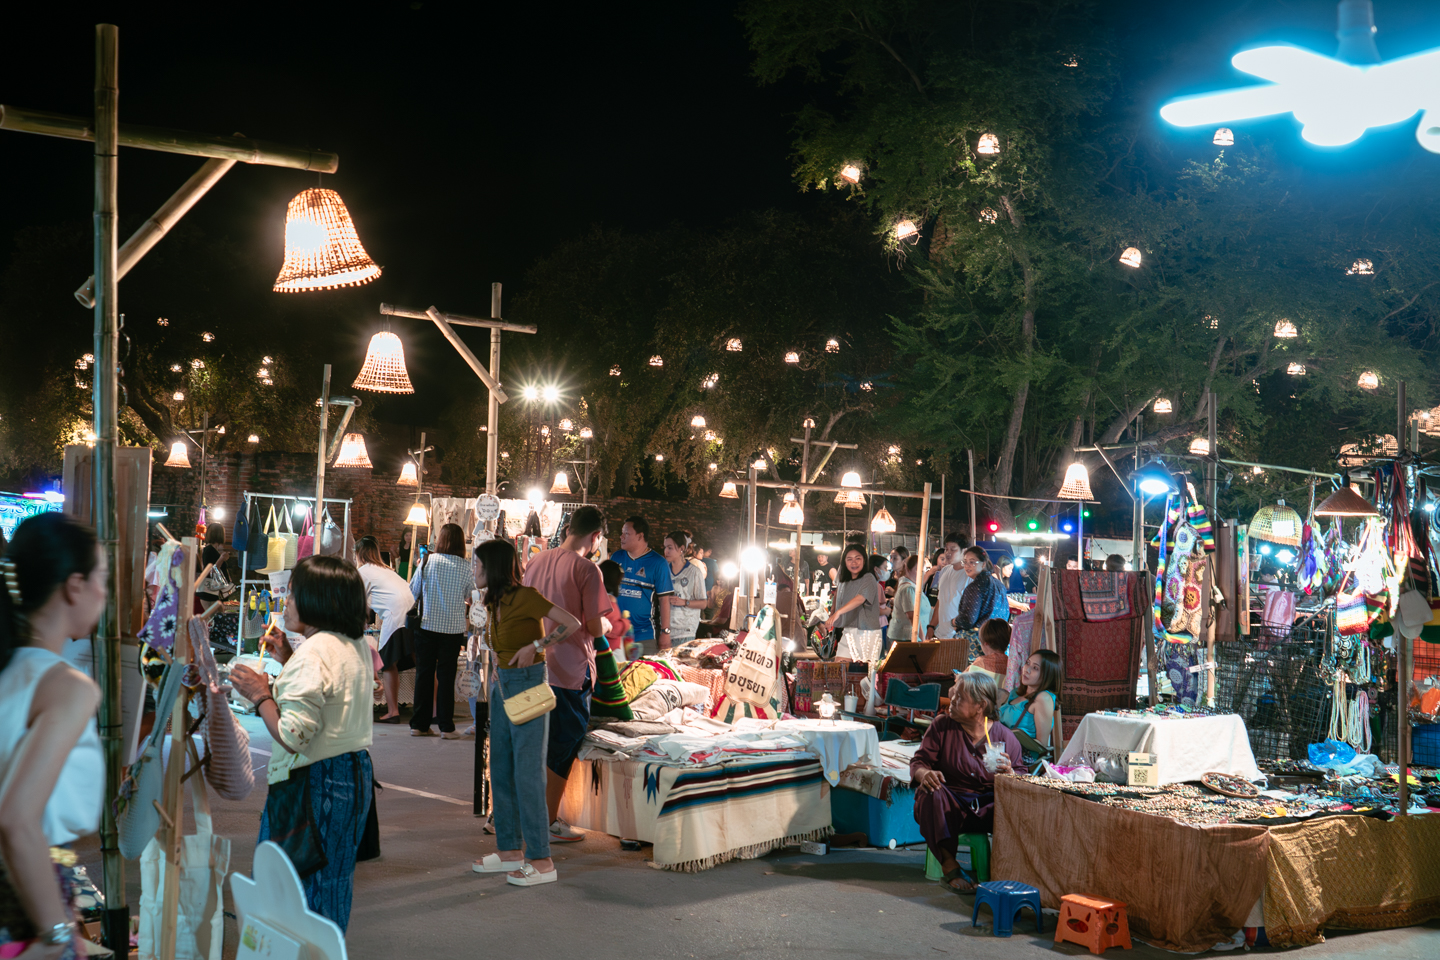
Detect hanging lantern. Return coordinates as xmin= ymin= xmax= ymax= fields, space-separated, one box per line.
xmin=1287 ymin=362 xmax=1306 ymax=375
xmin=654 ymin=454 xmax=664 ymax=461
xmin=1357 ymin=371 xmax=1379 ymax=390
xmin=1251 ymin=500 xmax=1303 ymax=547
xmin=726 ymin=338 xmax=743 ymax=352
xmin=691 ymin=414 xmax=707 ymax=428
xmin=579 ymin=426 xmax=594 ymax=440
xmin=352 ymin=331 xmax=415 ymax=394
xmin=172 ymin=391 xmax=185 ymax=401
xmin=895 ymin=219 xmax=919 ymax=240
xmin=263 ymin=356 xmax=274 ymax=364
xmin=163 ymin=441 xmax=191 ymax=468
xmin=1273 ymin=320 xmax=1298 ymax=338
xmin=825 ymin=338 xmax=840 ymax=353
xmin=870 ymin=506 xmax=897 ymax=534
xmin=840 ymin=471 xmax=862 ymax=489
xmin=247 ymin=434 xmax=260 ymax=444
xmin=257 ymin=368 xmax=270 ymax=379
xmin=190 ymin=359 xmax=204 ymax=369
xmin=1347 ymin=258 xmax=1374 ymax=276
xmin=201 ymin=332 xmax=215 ymax=342
xmin=1213 ymin=127 xmax=1234 ymax=145
xmin=719 ymin=481 xmax=739 ymax=498
xmin=835 ymin=490 xmax=866 ymax=508
xmin=708 ymin=463 xmax=718 ymax=471
xmin=704 ymin=429 xmax=717 ymax=441
xmin=839 ymin=164 xmax=862 ymax=184
xmin=778 ymin=490 xmax=805 ymax=526
xmin=649 ymin=355 xmax=663 ymax=367
xmin=976 ymin=133 xmax=1000 ymax=155
xmin=170 ymin=363 xmax=183 ymax=373
xmin=273 ymin=187 xmax=381 ymax=292
xmin=753 ymin=458 xmax=767 ymax=470
xmin=784 ymin=351 xmax=800 ymax=364
xmin=1058 ymin=462 xmax=1093 ymax=500
xmin=1189 ymin=437 xmax=1211 ymax=455
xmin=216 ymin=426 xmax=225 ymax=435
xmin=261 ymin=378 xmax=274 ymax=386
xmin=559 ymin=418 xmax=575 ymax=432
xmin=1153 ymin=398 xmax=1173 ymax=414
xmin=610 ymin=365 xmax=621 ymax=376
xmin=157 ymin=317 xmax=169 ymax=326
xmin=978 ymin=207 xmax=999 ymax=224
xmin=403 ymin=502 xmax=430 ymax=526
xmin=1119 ymin=247 xmax=1142 ymax=268
xmin=550 ymin=471 xmax=572 ymax=495
xmin=397 ymin=462 xmax=419 ymax=486
xmin=1314 ymin=486 xmax=1378 ymax=517
xmin=702 ymin=372 xmax=719 ymax=388
xmin=332 ymin=433 xmax=373 ymax=468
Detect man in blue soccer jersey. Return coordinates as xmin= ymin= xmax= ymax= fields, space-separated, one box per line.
xmin=615 ymin=516 xmax=673 ymax=654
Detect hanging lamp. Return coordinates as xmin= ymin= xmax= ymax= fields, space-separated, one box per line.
xmin=353 ymin=331 xmax=414 ymax=394
xmin=1213 ymin=127 xmax=1234 ymax=145
xmin=719 ymin=481 xmax=739 ymax=498
xmin=163 ymin=441 xmax=191 ymax=468
xmin=895 ymin=220 xmax=919 ymax=240
xmin=839 ymin=164 xmax=862 ymax=184
xmin=1119 ymin=247 xmax=1142 ymax=268
xmin=1251 ymin=500 xmax=1303 ymax=547
xmin=1357 ymin=370 xmax=1379 ymax=390
xmin=778 ymin=490 xmax=805 ymax=526
xmin=550 ymin=471 xmax=572 ymax=496
xmin=1273 ymin=319 xmax=1298 ymax=338
xmin=825 ymin=338 xmax=840 ymax=353
xmin=1347 ymin=258 xmax=1374 ymax=276
xmin=870 ymin=504 xmax=897 ymax=534
xmin=1314 ymin=486 xmax=1378 ymax=517
xmin=403 ymin=502 xmax=430 ymax=526
xmin=332 ymin=433 xmax=373 ymax=468
xmin=976 ymin=133 xmax=1000 ymax=155
xmin=397 ymin=462 xmax=419 ymax=486
xmin=1189 ymin=437 xmax=1211 ymax=455
xmin=273 ymin=187 xmax=381 ymax=292
xmin=247 ymin=434 xmax=260 ymax=444
xmin=691 ymin=414 xmax=706 ymax=428
xmin=1153 ymin=398 xmax=1173 ymax=413
xmin=1057 ymin=462 xmax=1093 ymax=500
xmin=1287 ymin=362 xmax=1307 ymax=375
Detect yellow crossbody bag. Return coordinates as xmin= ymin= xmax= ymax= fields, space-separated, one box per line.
xmin=492 ymin=604 xmax=557 ymax=725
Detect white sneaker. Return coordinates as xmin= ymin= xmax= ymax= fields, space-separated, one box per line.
xmin=549 ymin=819 xmax=585 ymax=843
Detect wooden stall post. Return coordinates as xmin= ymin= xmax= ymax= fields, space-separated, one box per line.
xmin=910 ymin=483 xmax=932 ymax=643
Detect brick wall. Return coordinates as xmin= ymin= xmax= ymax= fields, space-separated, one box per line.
xmin=150 ymin=452 xmax=941 ymax=560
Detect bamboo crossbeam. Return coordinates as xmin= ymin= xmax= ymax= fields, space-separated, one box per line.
xmin=425 ymin=306 xmax=510 ymax=402
xmin=74 ymin=156 xmax=236 ymax=307
xmin=381 ymin=302 xmax=537 ymax=334
xmin=0 ymin=104 xmax=338 ymax=171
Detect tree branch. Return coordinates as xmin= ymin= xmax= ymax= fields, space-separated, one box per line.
xmin=843 ymin=11 xmax=926 ymax=99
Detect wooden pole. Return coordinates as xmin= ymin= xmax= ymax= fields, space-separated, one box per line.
xmin=0 ymin=103 xmax=338 ymax=171
xmin=315 ymin=365 xmax=330 ymax=518
xmin=426 ymin=306 xmax=509 ymax=401
xmin=158 ymin=537 xmax=197 ymax=960
xmin=911 ymin=482 xmax=932 ymax=642
xmin=382 ymin=300 xmax=537 ymax=335
xmin=74 ymin=156 xmax=235 ymax=306
xmin=487 ymin=285 xmax=502 ymax=496
xmin=91 ymin=24 xmax=129 ymax=954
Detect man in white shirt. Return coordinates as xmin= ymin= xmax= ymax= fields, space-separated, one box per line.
xmin=926 ymin=533 xmax=971 ymax=640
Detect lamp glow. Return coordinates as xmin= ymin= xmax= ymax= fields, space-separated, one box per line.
xmin=719 ymin=481 xmax=739 ymax=498
xmin=825 ymin=338 xmax=840 ymax=353
xmin=163 ymin=441 xmax=191 ymax=468
xmin=839 ymin=164 xmax=862 ymax=184
xmin=1274 ymin=319 xmax=1298 ymax=338
xmin=1213 ymin=127 xmax=1234 ymax=145
xmin=1348 ymin=258 xmax=1375 ymax=275
xmin=1287 ymin=362 xmax=1307 ymax=375
xmin=559 ymin=418 xmax=575 ymax=432
xmin=352 ymin=331 xmax=414 ymax=394
xmin=691 ymin=414 xmax=707 ymax=428
xmin=580 ymin=426 xmax=594 ymax=439
xmin=273 ymin=188 xmax=381 ymax=292
xmin=247 ymin=434 xmax=260 ymax=444
xmin=778 ymin=490 xmax=804 ymax=526
xmin=1119 ymin=247 xmax=1142 ymax=268
xmin=976 ymin=133 xmax=1000 ymax=155
xmin=870 ymin=507 xmax=897 ymax=534
xmin=332 ymin=433 xmax=373 ymax=469
xmin=721 ymin=561 xmax=739 ymax=579
xmin=1058 ymin=462 xmax=1093 ymax=500
xmin=397 ymin=462 xmax=419 ymax=486
xmin=550 ymin=471 xmax=571 ymax=495
xmin=1358 ymin=370 xmax=1379 ymax=389
xmin=840 ymin=471 xmax=862 ymax=489
xmin=1189 ymin=437 xmax=1211 ymax=456
xmin=403 ymin=503 xmax=430 ymax=526
xmin=726 ymin=338 xmax=743 ymax=352
xmin=649 ymin=355 xmax=663 ymax=367
xmin=1154 ymin=398 xmax=1173 ymax=413
xmin=741 ymin=546 xmax=767 ymax=572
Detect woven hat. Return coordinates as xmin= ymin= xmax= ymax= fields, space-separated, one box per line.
xmin=1251 ymin=499 xmax=1303 ymax=547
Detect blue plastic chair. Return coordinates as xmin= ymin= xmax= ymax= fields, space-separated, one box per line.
xmin=972 ymin=880 xmax=1044 ymax=937
xmin=880 ymin=678 xmax=942 ymax=741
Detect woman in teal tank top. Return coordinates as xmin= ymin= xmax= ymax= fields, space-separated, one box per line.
xmin=998 ymin=649 xmax=1061 ymax=765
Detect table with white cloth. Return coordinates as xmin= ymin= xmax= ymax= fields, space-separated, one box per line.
xmin=1056 ymin=713 xmax=1262 ymax=784
xmin=750 ymin=719 xmax=882 ymax=786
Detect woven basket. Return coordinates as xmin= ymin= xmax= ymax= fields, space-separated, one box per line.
xmin=1251 ymin=500 xmax=1303 ymax=547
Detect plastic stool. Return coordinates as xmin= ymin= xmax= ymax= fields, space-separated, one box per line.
xmin=971 ymin=881 xmax=1043 ymax=937
xmin=925 ymin=834 xmax=990 ymax=883
xmin=1054 ymin=894 xmax=1132 ymax=955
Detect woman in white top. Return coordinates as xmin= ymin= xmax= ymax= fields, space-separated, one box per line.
xmin=354 ymin=536 xmax=412 ymax=723
xmin=0 ymin=513 xmax=106 ymax=960
xmin=229 ymin=556 xmax=373 ymax=932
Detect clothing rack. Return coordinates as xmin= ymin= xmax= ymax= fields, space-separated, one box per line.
xmin=237 ymin=491 xmax=352 ymax=646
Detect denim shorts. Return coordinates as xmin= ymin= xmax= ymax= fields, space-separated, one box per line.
xmin=546 ymin=673 xmax=592 ymax=779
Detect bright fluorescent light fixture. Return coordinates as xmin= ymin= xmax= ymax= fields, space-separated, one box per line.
xmin=1159 ymin=5 xmax=1440 ymax=153
xmin=1132 ymin=460 xmax=1179 ymax=496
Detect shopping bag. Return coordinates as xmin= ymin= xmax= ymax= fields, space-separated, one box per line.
xmin=455 ymin=655 xmax=483 ymax=701
xmin=232 ymin=499 xmax=250 ymax=553
xmin=296 ymin=507 xmax=315 ymax=561
xmin=137 ymin=775 xmax=229 ymax=960
xmin=318 ymin=507 xmax=344 ymax=557
xmin=723 ymin=605 xmax=781 ymax=708
xmin=257 ymin=506 xmax=287 ymax=575
xmin=241 ymin=591 xmax=268 ymax=641
xmin=280 ymin=505 xmax=299 ymax=570
xmin=189 ymin=618 xmax=255 ymax=802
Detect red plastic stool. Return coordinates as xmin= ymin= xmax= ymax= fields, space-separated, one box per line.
xmin=1054 ymin=894 xmax=1132 ymax=955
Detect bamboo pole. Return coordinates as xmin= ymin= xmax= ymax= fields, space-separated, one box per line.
xmin=316 ymin=365 xmax=331 ymax=519
xmin=0 ymin=103 xmax=338 ymax=171
xmin=486 ymin=285 xmax=503 ymax=496
xmin=425 ymin=306 xmax=509 ymax=401
xmin=74 ymin=156 xmax=235 ymax=306
xmin=911 ymin=483 xmax=932 ymax=642
xmin=90 ymin=25 xmax=131 ymax=955
xmin=382 ymin=300 xmax=537 ymax=335
xmin=158 ymin=537 xmax=197 ymax=960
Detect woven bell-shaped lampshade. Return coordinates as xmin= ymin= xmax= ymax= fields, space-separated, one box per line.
xmin=1119 ymin=247 xmax=1142 ymax=268
xmin=840 ymin=471 xmax=862 ymax=489
xmin=1153 ymin=398 xmax=1173 ymax=414
xmin=397 ymin=462 xmax=419 ymax=486
xmin=870 ymin=507 xmax=897 ymax=534
xmin=719 ymin=481 xmax=739 ymax=499
xmin=834 ymin=489 xmax=866 ymax=507
xmin=403 ymin=503 xmax=430 ymax=526
xmin=273 ymin=188 xmax=381 ymax=292
xmin=163 ymin=440 xmax=191 ymax=468
xmin=1314 ymin=486 xmax=1378 ymax=517
xmin=1057 ymin=462 xmax=1093 ymax=500
xmin=353 ymin=332 xmax=414 ymax=394
xmin=332 ymin=433 xmax=373 ymax=469
xmin=550 ymin=471 xmax=572 ymax=496
xmin=1357 ymin=370 xmax=1379 ymax=390
xmin=1189 ymin=438 xmax=1211 ymax=456
xmin=1251 ymin=500 xmax=1303 ymax=547
xmin=778 ymin=491 xmax=804 ymax=526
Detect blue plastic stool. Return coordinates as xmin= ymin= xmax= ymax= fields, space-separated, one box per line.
xmin=971 ymin=881 xmax=1044 ymax=937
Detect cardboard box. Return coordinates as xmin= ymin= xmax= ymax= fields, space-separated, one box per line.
xmin=1127 ymin=751 xmax=1158 ymax=786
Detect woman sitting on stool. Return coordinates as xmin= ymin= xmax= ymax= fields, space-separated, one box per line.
xmin=911 ymin=672 xmax=1024 ymax=893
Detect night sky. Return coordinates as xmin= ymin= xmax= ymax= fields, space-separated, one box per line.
xmin=4 ymin=1 xmax=1440 ymax=433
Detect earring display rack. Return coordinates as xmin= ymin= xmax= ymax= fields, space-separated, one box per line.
xmin=236 ymin=490 xmax=352 ymax=650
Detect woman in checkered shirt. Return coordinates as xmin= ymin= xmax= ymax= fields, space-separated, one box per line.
xmin=407 ymin=523 xmax=476 ymax=738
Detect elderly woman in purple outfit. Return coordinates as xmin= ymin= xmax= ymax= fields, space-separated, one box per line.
xmin=910 ymin=671 xmax=1026 ymax=893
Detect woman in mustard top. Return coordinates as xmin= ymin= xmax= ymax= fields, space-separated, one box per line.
xmin=470 ymin=539 xmax=581 ymax=887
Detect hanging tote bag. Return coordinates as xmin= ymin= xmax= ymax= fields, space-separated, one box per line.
xmin=241 ymin=591 xmax=269 ymax=641
xmin=246 ymin=501 xmax=270 ymax=571
xmin=295 ymin=507 xmax=315 ymax=561
xmin=137 ymin=774 xmax=229 ymax=960
xmin=117 ymin=664 xmax=184 ymax=859
xmin=188 ymin=618 xmax=255 ymax=802
xmin=280 ymin=505 xmax=299 ymax=570
xmin=318 ymin=506 xmax=344 ymax=557
xmin=232 ymin=499 xmax=250 ymax=553
xmin=257 ymin=506 xmax=287 ymax=575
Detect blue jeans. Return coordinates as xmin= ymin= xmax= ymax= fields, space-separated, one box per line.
xmin=490 ymin=664 xmax=551 ymax=860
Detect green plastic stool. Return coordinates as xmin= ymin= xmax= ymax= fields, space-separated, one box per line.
xmin=924 ymin=834 xmax=990 ymax=882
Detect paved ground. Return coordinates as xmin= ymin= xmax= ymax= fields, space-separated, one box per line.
xmin=75 ymin=713 xmax=1440 ymax=960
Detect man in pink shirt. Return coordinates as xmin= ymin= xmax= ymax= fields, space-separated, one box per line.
xmin=522 ymin=505 xmax=610 ymax=842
